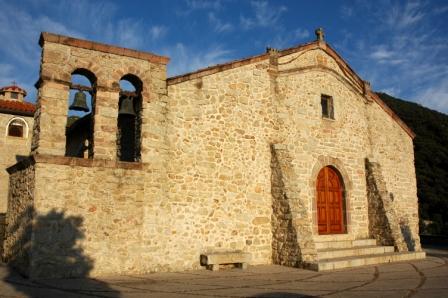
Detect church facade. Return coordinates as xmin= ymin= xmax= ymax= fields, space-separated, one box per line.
xmin=3 ymin=30 xmax=424 ymax=279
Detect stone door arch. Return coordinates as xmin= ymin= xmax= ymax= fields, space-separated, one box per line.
xmin=316 ymin=166 xmax=346 ymax=234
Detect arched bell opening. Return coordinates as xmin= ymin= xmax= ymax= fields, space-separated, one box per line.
xmin=65 ymin=69 xmax=97 ymax=158
xmin=117 ymin=74 xmax=142 ymax=162
xmin=316 ymin=166 xmax=347 ymax=235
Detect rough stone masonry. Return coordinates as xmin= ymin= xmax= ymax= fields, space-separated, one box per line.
xmin=3 ymin=30 xmax=423 ymax=279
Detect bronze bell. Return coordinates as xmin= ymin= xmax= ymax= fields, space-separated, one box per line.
xmin=69 ymin=91 xmax=89 ymax=112
xmin=119 ymin=96 xmax=136 ymax=116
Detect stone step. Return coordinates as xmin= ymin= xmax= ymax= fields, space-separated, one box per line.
xmin=352 ymin=239 xmax=378 ymax=247
xmin=317 ymin=251 xmax=426 ymax=271
xmin=317 ymin=245 xmax=395 ymax=260
xmin=315 ymin=238 xmax=377 ymax=250
xmin=313 ymin=234 xmax=354 ymax=242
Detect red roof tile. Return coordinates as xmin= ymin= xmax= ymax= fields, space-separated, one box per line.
xmin=0 ymin=99 xmax=36 ymax=116
xmin=0 ymin=85 xmax=27 ymax=95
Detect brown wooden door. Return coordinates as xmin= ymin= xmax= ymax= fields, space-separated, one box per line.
xmin=317 ymin=166 xmax=345 ymax=234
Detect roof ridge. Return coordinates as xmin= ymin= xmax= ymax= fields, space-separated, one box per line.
xmin=0 ymin=85 xmax=27 ymax=95
xmin=167 ymin=41 xmax=318 ymax=85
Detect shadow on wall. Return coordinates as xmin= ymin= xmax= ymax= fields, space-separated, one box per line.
xmin=270 ymin=146 xmax=300 ymax=267
xmin=365 ymin=160 xmax=395 ymax=247
xmin=365 ymin=158 xmax=418 ymax=252
xmin=3 ymin=208 xmax=120 ymax=297
xmin=0 ymin=213 xmax=5 ymax=258
xmin=400 ymin=220 xmax=416 ymax=251
xmin=15 ymin=155 xmax=28 ymax=163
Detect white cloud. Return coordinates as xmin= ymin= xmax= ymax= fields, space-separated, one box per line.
xmin=240 ymin=1 xmax=287 ymax=29
xmin=416 ymin=79 xmax=448 ymax=113
xmin=0 ymin=63 xmax=14 ymax=76
xmin=432 ymin=5 xmax=448 ymax=15
xmin=0 ymin=3 xmax=84 ymax=66
xmin=208 ymin=13 xmax=233 ymax=33
xmin=380 ymin=87 xmax=401 ymax=97
xmin=163 ymin=43 xmax=232 ymax=76
xmin=149 ymin=25 xmax=168 ymax=40
xmin=0 ymin=0 xmax=159 ymax=100
xmin=0 ymin=62 xmax=36 ymax=101
xmin=370 ymin=48 xmax=394 ymax=60
xmin=0 ymin=0 xmax=172 ymax=61
xmin=178 ymin=0 xmax=223 ymax=15
xmin=267 ymin=27 xmax=311 ymax=49
xmin=294 ymin=28 xmax=310 ymax=40
xmin=0 ymin=63 xmax=15 ymax=86
xmin=385 ymin=1 xmax=425 ymax=29
xmin=340 ymin=6 xmax=354 ymax=18
xmin=335 ymin=0 xmax=447 ymax=114
xmin=116 ymin=19 xmax=145 ymax=49
xmin=185 ymin=0 xmax=223 ymax=11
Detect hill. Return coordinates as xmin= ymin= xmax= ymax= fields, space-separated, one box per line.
xmin=377 ymin=92 xmax=448 ymax=235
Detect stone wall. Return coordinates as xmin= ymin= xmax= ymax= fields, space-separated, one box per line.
xmin=3 ymin=158 xmax=35 ymax=276
xmin=30 ymin=156 xmax=152 ymax=278
xmin=0 ymin=113 xmax=34 ymax=213
xmin=365 ymin=158 xmax=408 ymax=251
xmin=366 ymin=100 xmax=422 ymax=251
xmin=166 ymin=57 xmax=276 ymax=267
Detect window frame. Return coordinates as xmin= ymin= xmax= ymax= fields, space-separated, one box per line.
xmin=6 ymin=117 xmax=28 ymax=138
xmin=321 ymin=94 xmax=335 ymax=120
xmin=10 ymin=92 xmax=19 ymax=100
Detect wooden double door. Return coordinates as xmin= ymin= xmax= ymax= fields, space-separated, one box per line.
xmin=316 ymin=166 xmax=345 ymax=234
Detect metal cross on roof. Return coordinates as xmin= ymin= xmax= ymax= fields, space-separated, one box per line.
xmin=315 ymin=28 xmax=325 ymax=41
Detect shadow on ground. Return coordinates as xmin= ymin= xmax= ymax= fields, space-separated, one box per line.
xmin=3 ymin=208 xmax=120 ymax=297
xmin=251 ymin=293 xmax=315 ymax=297
xmin=422 ymin=242 xmax=448 ymax=259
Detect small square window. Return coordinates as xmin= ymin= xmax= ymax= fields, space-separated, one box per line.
xmin=321 ymin=95 xmax=334 ymax=119
xmin=10 ymin=92 xmax=18 ymax=99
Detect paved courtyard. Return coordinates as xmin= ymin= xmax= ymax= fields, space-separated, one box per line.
xmin=0 ymin=247 xmax=447 ymax=298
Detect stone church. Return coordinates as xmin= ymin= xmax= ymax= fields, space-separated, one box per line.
xmin=3 ymin=29 xmax=424 ymax=279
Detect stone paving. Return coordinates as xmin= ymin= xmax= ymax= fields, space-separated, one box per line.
xmin=0 ymin=247 xmax=447 ymax=298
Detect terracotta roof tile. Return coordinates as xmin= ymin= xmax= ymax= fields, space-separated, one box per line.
xmin=0 ymin=85 xmax=27 ymax=95
xmin=0 ymin=99 xmax=36 ymax=116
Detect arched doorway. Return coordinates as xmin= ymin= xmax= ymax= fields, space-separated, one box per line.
xmin=316 ymin=166 xmax=346 ymax=234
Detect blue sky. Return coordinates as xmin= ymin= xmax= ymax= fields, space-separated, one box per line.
xmin=0 ymin=0 xmax=447 ymax=113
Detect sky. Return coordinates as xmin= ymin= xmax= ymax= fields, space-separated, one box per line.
xmin=0 ymin=0 xmax=447 ymax=114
